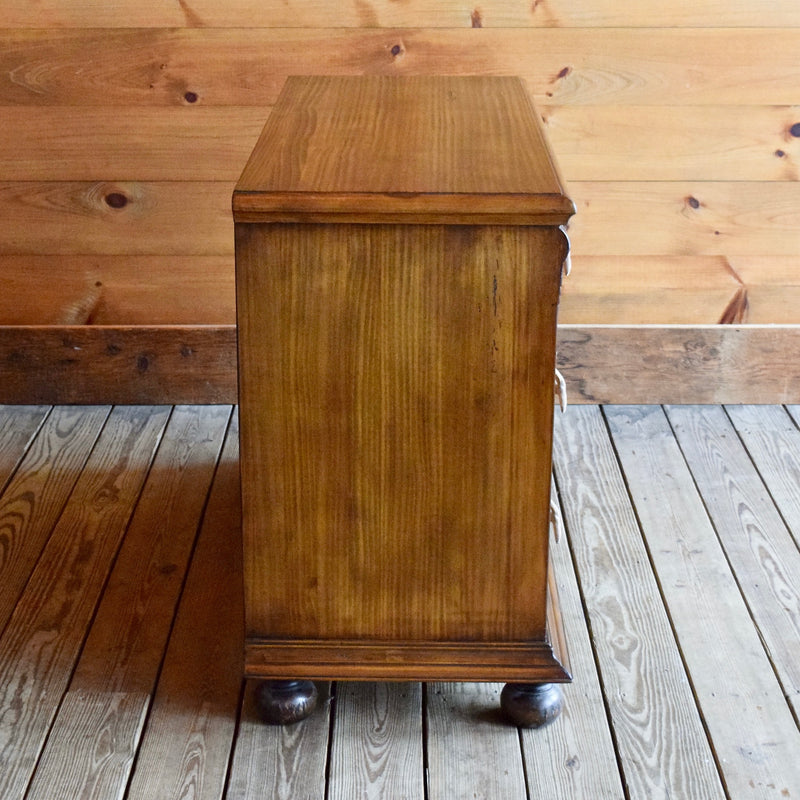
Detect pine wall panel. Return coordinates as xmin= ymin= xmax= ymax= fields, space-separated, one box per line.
xmin=1 ymin=2 xmax=799 ymax=401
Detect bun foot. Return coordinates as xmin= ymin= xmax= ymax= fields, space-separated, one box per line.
xmin=500 ymin=682 xmax=564 ymax=728
xmin=255 ymin=680 xmax=318 ymax=725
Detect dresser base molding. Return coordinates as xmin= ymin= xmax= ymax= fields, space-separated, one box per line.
xmin=245 ymin=559 xmax=571 ymax=685
xmin=245 ymin=639 xmax=571 ymax=683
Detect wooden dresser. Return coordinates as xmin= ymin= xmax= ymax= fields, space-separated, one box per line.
xmin=233 ymin=76 xmax=574 ymax=726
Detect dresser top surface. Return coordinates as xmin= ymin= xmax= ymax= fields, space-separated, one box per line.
xmin=233 ymin=76 xmax=573 ymax=224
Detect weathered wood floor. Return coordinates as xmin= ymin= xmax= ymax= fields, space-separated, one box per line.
xmin=1 ymin=404 xmax=799 ymax=799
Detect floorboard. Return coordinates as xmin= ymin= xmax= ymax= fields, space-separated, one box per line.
xmin=425 ymin=682 xmax=528 ymax=800
xmin=25 ymin=405 xmax=231 ymax=800
xmin=226 ymin=681 xmax=331 ymax=800
xmin=0 ymin=405 xmax=169 ymax=800
xmin=127 ymin=409 xmax=242 ymax=800
xmin=0 ymin=405 xmax=109 ymax=634
xmin=328 ymin=682 xmax=424 ymax=800
xmin=0 ymin=403 xmax=798 ymax=799
xmin=520 ymin=485 xmax=625 ymax=799
xmin=727 ymin=404 xmax=800 ymax=550
xmin=0 ymin=405 xmax=50 ymax=489
xmin=606 ymin=404 xmax=800 ymax=799
xmin=666 ymin=404 xmax=800 ymax=719
xmin=554 ymin=405 xmax=724 ymax=799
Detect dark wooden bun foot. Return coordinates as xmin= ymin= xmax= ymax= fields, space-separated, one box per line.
xmin=500 ymin=682 xmax=564 ymax=728
xmin=255 ymin=680 xmax=318 ymax=725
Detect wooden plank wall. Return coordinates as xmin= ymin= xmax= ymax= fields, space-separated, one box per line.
xmin=1 ymin=2 xmax=799 ymax=402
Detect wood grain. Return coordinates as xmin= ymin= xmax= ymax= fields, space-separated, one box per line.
xmin=568 ymin=181 xmax=800 ymax=256
xmin=0 ymin=256 xmax=236 ymax=326
xmin=520 ymin=494 xmax=625 ymax=798
xmin=0 ymin=325 xmax=238 ymax=405
xmin=25 ymin=691 xmax=150 ymax=800
xmin=558 ymin=255 xmax=743 ymax=325
xmin=605 ymin=404 xmax=800 ymax=799
xmin=1 ymin=4 xmax=799 ymax=336
xmin=226 ymin=681 xmax=331 ymax=800
xmin=726 ymin=405 xmax=800 ymax=552
xmin=1 ymin=29 xmax=798 ymax=107
xmin=3 ymin=0 xmax=800 ymax=28
xmin=1 ymin=402 xmax=800 ymax=795
xmin=665 ymin=404 xmax=800 ymax=717
xmin=126 ymin=410 xmax=242 ymax=800
xmin=557 ymin=325 xmax=800 ymax=404
xmin=425 ymin=683 xmax=527 ymax=800
xmin=5 ymin=106 xmax=800 ymax=185
xmin=238 ymin=223 xmax=562 ymax=645
xmin=0 ymin=107 xmax=265 ymax=181
xmin=235 ymin=76 xmax=572 ymax=224
xmin=0 ymin=181 xmax=232 ymax=256
xmin=4 ymin=324 xmax=800 ymax=407
xmin=244 ymin=640 xmax=569 ymax=683
xmin=786 ymin=406 xmax=800 ymax=426
xmin=0 ymin=406 xmax=110 ymax=634
xmin=0 ymin=406 xmax=169 ymax=800
xmin=0 ymin=406 xmax=49 ymax=490
xmin=70 ymin=405 xmax=231 ymax=694
xmin=4 ymin=253 xmax=779 ymax=328
xmin=237 ymin=76 xmax=569 ymax=690
xmin=543 ymin=105 xmax=800 ymax=182
xmin=553 ymin=406 xmax=724 ymax=799
xmin=730 ymin=256 xmax=800 ymax=324
xmin=328 ymin=682 xmax=424 ymax=799
xmin=4 ymin=180 xmax=799 ymax=258
xmin=25 ymin=405 xmax=229 ymax=800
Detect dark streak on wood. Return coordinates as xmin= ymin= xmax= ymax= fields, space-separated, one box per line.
xmin=717 ymin=286 xmax=749 ymax=324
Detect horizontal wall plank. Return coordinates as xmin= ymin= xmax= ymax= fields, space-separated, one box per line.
xmin=0 ymin=254 xmax=768 ymax=327
xmin=732 ymin=256 xmax=800 ymax=323
xmin=559 ymin=256 xmax=744 ymax=325
xmin=568 ymin=181 xmax=800 ymax=257
xmin=1 ymin=29 xmax=798 ymax=107
xmin=3 ymin=0 xmax=800 ymax=28
xmin=1 ymin=324 xmax=799 ymax=405
xmin=544 ymin=105 xmax=800 ymax=182
xmin=0 ymin=255 xmax=235 ymax=324
xmin=5 ymin=106 xmax=800 ymax=183
xmin=0 ymin=250 xmax=793 ymax=329
xmin=2 ymin=253 xmax=793 ymax=329
xmin=0 ymin=108 xmax=266 ymax=182
xmin=2 ymin=181 xmax=797 ymax=258
xmin=0 ymin=181 xmax=233 ymax=256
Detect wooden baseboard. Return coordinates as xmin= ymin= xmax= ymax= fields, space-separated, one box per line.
xmin=1 ymin=324 xmax=798 ymax=405
xmin=557 ymin=324 xmax=800 ymax=404
xmin=0 ymin=325 xmax=238 ymax=405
